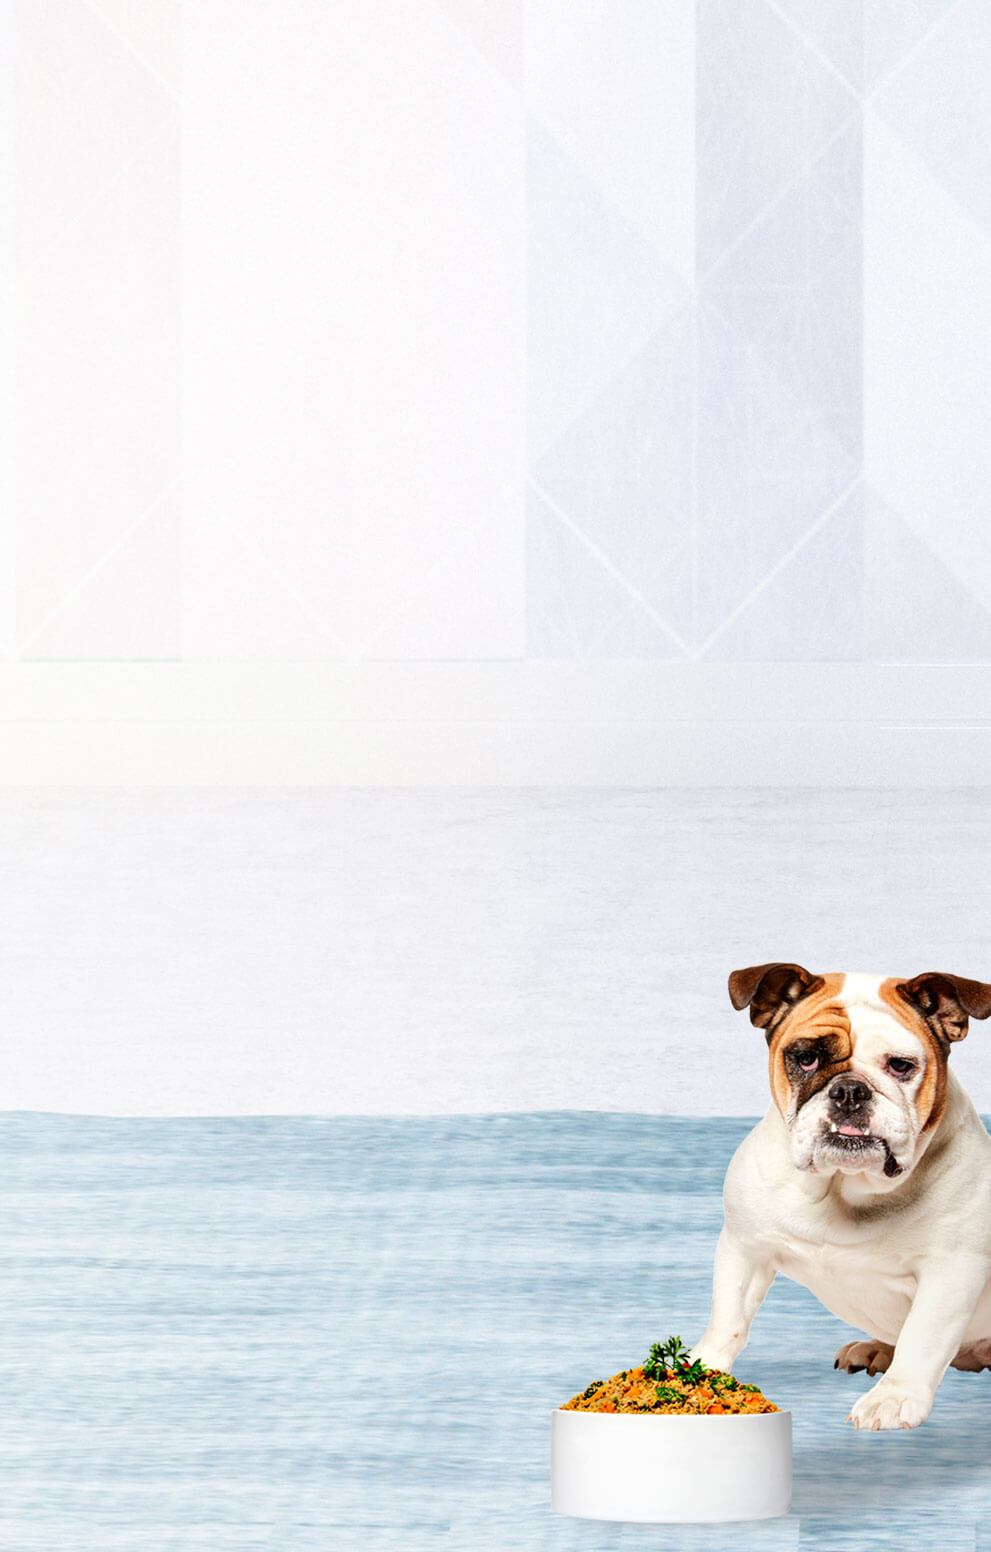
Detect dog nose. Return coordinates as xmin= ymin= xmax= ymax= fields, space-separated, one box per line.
xmin=829 ymin=1076 xmax=871 ymax=1111
xmin=829 ymin=1076 xmax=872 ymax=1113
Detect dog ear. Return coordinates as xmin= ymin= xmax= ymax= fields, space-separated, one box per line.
xmin=895 ymin=972 xmax=991 ymax=1044
xmin=728 ymin=962 xmax=825 ymax=1035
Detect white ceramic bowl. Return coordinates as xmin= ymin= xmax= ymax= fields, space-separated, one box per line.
xmin=551 ymin=1405 xmax=792 ymax=1523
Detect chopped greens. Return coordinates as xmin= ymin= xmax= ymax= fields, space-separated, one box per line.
xmin=562 ymin=1336 xmax=779 ymax=1416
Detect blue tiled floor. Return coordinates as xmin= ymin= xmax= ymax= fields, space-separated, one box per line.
xmin=1 ymin=1112 xmax=990 ymax=1547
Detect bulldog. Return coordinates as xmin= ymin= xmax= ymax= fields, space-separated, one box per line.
xmin=691 ymin=963 xmax=991 ymax=1431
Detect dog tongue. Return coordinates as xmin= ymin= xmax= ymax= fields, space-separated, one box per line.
xmin=838 ymin=1125 xmax=866 ymax=1136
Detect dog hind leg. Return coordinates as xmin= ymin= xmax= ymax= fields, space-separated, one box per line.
xmin=951 ymin=1339 xmax=991 ymax=1371
xmin=834 ymin=1339 xmax=895 ymax=1375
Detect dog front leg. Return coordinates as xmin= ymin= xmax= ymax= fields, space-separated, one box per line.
xmin=690 ymin=1227 xmax=776 ymax=1373
xmin=848 ymin=1257 xmax=991 ymax=1431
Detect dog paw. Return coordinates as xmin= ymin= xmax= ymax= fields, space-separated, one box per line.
xmin=690 ymin=1341 xmax=737 ymax=1374
xmin=847 ymin=1378 xmax=931 ymax=1431
xmin=834 ymin=1339 xmax=895 ymax=1376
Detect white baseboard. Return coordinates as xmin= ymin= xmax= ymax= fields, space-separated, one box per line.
xmin=0 ymin=662 xmax=988 ymax=784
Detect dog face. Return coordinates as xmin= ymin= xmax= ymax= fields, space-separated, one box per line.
xmin=729 ymin=964 xmax=991 ymax=1181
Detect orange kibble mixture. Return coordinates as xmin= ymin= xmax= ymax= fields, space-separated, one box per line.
xmin=562 ymin=1364 xmax=778 ymax=1415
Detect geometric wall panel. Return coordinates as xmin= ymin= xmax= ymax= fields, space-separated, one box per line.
xmin=702 ymin=482 xmax=863 ymax=660
xmin=526 ymin=0 xmax=991 ymax=665
xmin=526 ymin=485 xmax=689 ymax=658
xmin=524 ymin=0 xmax=695 ymax=280
xmin=7 ymin=0 xmax=991 ymax=666
xmin=22 ymin=489 xmax=182 ymax=661
xmin=436 ymin=0 xmax=523 ymax=87
xmin=527 ymin=1 xmax=866 ymax=663
xmin=182 ymin=508 xmax=347 ymax=663
xmin=770 ymin=0 xmax=863 ymax=92
xmin=14 ymin=0 xmax=179 ymax=660
xmin=702 ymin=121 xmax=863 ymax=461
xmin=870 ymin=0 xmax=991 ymax=239
xmin=864 ymin=490 xmax=991 ymax=663
xmin=85 ymin=0 xmax=181 ymax=95
xmin=532 ymin=312 xmax=695 ymax=649
xmin=526 ymin=121 xmax=690 ymax=464
xmin=694 ymin=304 xmax=860 ymax=648
xmin=695 ymin=0 xmax=858 ymax=277
xmin=184 ymin=0 xmax=528 ymax=663
xmin=864 ymin=108 xmax=991 ymax=571
xmin=863 ymin=0 xmax=962 ymax=90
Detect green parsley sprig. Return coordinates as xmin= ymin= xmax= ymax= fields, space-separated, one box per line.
xmin=642 ymin=1334 xmax=712 ymax=1386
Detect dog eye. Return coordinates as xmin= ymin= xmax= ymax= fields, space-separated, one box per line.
xmin=888 ymin=1057 xmax=917 ymax=1079
xmin=796 ymin=1054 xmax=819 ymax=1072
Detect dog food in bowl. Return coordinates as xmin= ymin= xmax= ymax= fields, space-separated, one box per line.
xmin=552 ymin=1337 xmax=790 ymax=1523
xmin=562 ymin=1335 xmax=780 ymax=1415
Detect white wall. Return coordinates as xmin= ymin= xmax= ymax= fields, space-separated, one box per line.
xmin=0 ymin=662 xmax=989 ymax=785
xmin=4 ymin=786 xmax=991 ymax=1117
xmin=3 ymin=2 xmax=991 ymax=783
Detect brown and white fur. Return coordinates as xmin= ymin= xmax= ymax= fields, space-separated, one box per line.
xmin=692 ymin=963 xmax=991 ymax=1430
